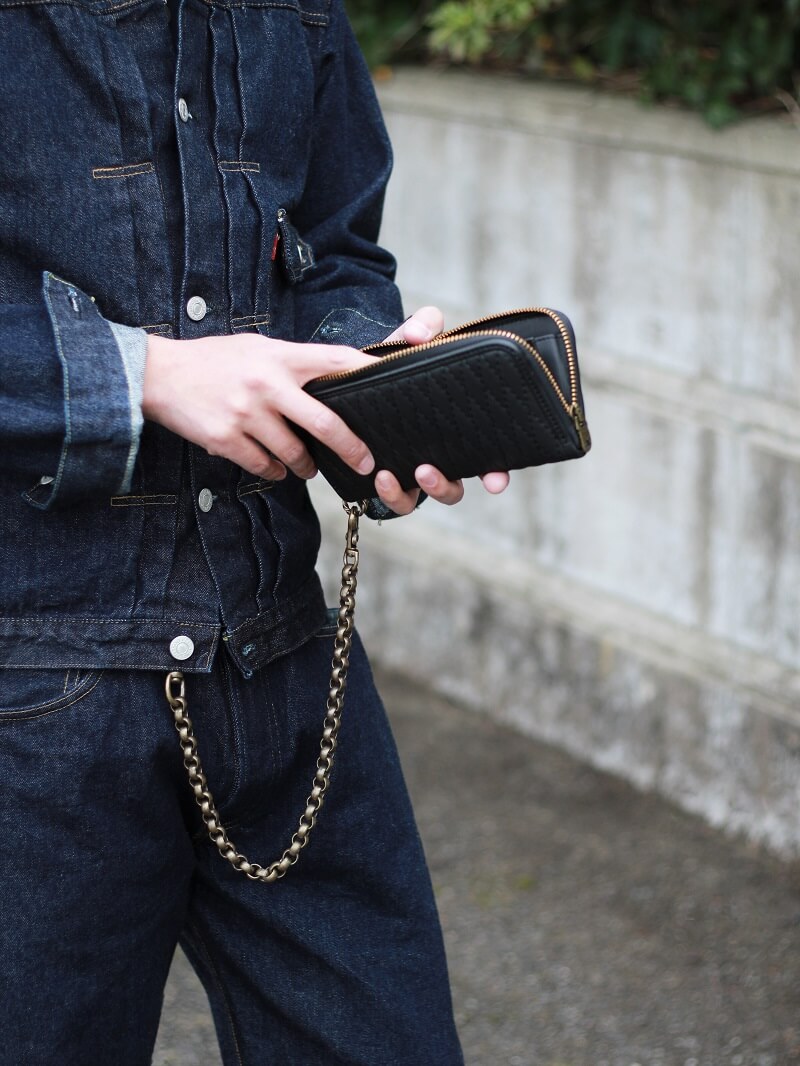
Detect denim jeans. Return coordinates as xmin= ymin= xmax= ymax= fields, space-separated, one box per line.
xmin=0 ymin=628 xmax=463 ymax=1065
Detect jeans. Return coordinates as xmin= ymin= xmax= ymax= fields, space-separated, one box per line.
xmin=0 ymin=629 xmax=463 ymax=1065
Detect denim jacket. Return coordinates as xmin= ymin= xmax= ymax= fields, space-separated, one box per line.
xmin=0 ymin=0 xmax=404 ymax=675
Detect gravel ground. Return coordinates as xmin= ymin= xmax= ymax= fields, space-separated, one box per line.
xmin=154 ymin=670 xmax=800 ymax=1066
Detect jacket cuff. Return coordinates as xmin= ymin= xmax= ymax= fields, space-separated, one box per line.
xmin=107 ymin=320 xmax=147 ymax=493
xmin=26 ymin=273 xmax=148 ymax=509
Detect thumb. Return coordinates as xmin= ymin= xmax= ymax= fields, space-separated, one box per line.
xmin=386 ymin=306 xmax=445 ymax=345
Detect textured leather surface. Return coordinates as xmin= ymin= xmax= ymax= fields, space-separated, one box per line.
xmin=301 ymin=310 xmax=589 ymax=502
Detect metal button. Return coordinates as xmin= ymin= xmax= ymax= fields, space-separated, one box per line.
xmin=169 ymin=635 xmax=195 ymax=661
xmin=178 ymin=97 xmax=191 ymax=122
xmin=198 ymin=488 xmax=214 ymax=513
xmin=186 ymin=295 xmax=207 ymax=322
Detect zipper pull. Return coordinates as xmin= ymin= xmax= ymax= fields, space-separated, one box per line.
xmin=571 ymin=403 xmax=592 ymax=453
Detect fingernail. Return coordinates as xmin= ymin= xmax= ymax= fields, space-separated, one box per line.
xmin=375 ymin=471 xmax=392 ymax=490
xmin=417 ymin=467 xmax=436 ymax=488
xmin=358 ymin=453 xmax=375 ymax=474
xmin=409 ymin=322 xmax=433 ymax=342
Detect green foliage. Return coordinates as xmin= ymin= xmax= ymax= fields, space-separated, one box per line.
xmin=345 ymin=1 xmax=433 ymax=68
xmin=345 ymin=0 xmax=800 ymax=126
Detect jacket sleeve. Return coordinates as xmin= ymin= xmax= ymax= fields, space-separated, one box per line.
xmin=1 ymin=271 xmax=147 ymax=510
xmin=291 ymin=0 xmax=405 ymax=349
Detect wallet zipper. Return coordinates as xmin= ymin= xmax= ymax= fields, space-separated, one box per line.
xmin=319 ymin=308 xmax=591 ymax=453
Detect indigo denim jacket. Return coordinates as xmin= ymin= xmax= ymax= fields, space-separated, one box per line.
xmin=0 ymin=0 xmax=404 ymax=674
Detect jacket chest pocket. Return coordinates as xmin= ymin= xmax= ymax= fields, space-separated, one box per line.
xmin=0 ymin=3 xmax=174 ymax=324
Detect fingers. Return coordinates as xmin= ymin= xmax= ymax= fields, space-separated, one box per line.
xmin=148 ymin=334 xmax=516 ymax=491
xmin=197 ymin=340 xmax=375 ymax=479
xmin=480 ymin=471 xmax=510 ymax=494
xmin=249 ymin=389 xmax=374 ymax=478
xmin=383 ymin=306 xmax=445 ymax=346
xmin=248 ymin=341 xmax=376 ymax=477
xmin=373 ymin=471 xmax=421 ymax=515
xmin=288 ymin=342 xmax=378 ymax=382
xmin=375 ymin=465 xmax=510 ymax=512
xmin=374 ymin=466 xmax=463 ymax=513
xmin=208 ymin=432 xmax=288 ymax=482
xmin=415 ymin=465 xmax=464 ymax=505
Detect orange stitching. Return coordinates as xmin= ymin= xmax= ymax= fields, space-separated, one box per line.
xmin=237 ymin=481 xmax=275 ymax=496
xmin=92 ymin=162 xmax=155 ymax=180
xmin=192 ymin=0 xmax=328 ymax=21
xmin=231 ymin=318 xmax=269 ymax=330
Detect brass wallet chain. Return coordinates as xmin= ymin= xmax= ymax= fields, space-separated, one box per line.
xmin=165 ymin=500 xmax=365 ymax=884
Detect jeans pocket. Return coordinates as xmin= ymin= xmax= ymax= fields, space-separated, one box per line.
xmin=0 ymin=669 xmax=102 ymax=721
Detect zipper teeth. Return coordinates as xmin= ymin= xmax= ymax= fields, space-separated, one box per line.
xmin=314 ymin=328 xmax=571 ymax=413
xmin=365 ymin=306 xmax=578 ymax=410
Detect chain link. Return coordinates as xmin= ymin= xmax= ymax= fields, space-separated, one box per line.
xmin=165 ymin=500 xmax=366 ymax=884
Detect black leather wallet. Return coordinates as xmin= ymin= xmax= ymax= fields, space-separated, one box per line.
xmin=301 ymin=307 xmax=591 ymax=502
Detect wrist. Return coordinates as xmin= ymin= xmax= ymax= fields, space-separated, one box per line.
xmin=142 ymin=334 xmax=179 ymax=422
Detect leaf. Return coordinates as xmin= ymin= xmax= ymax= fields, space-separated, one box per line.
xmin=704 ymin=97 xmax=739 ymax=127
xmin=571 ymin=54 xmax=596 ymax=80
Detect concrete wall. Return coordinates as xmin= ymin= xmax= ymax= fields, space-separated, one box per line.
xmin=311 ymin=70 xmax=800 ymax=856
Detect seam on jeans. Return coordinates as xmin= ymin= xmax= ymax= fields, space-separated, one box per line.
xmin=236 ymin=480 xmax=274 ymax=497
xmin=0 ymin=616 xmax=218 ymax=628
xmin=102 ymin=0 xmax=151 ymax=13
xmin=209 ymin=11 xmax=234 ymax=334
xmin=110 ymin=494 xmax=178 ymax=507
xmin=231 ymin=8 xmax=271 ymax=336
xmin=183 ymin=922 xmax=245 ymax=1066
xmin=92 ymin=162 xmax=155 ymax=180
xmin=0 ymin=654 xmax=215 ymax=669
xmin=0 ymin=0 xmax=150 ymax=7
xmin=231 ymin=313 xmax=270 ymax=330
xmin=218 ymin=160 xmax=260 ymax=173
xmin=219 ymin=575 xmax=320 ymax=640
xmin=201 ymin=638 xmax=214 ymax=671
xmin=63 ymin=669 xmax=70 ymax=693
xmin=194 ymin=0 xmax=328 ymax=23
xmin=231 ymin=317 xmax=269 ymax=330
xmin=0 ymin=0 xmax=83 ymax=8
xmin=186 ymin=446 xmax=229 ymax=651
xmin=140 ymin=322 xmax=172 ymax=336
xmin=230 ymin=313 xmax=268 ymax=324
xmin=240 ymin=484 xmax=268 ymax=615
xmin=0 ymin=672 xmax=101 ymax=722
xmin=0 ymin=618 xmax=216 ymax=622
xmin=218 ymin=651 xmax=244 ymax=811
xmin=229 ymin=478 xmax=262 ymax=624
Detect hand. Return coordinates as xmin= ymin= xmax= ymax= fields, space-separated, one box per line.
xmin=373 ymin=307 xmax=511 ymax=514
xmin=143 ymin=333 xmax=379 ymax=482
xmin=382 ymin=304 xmax=444 ymax=345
